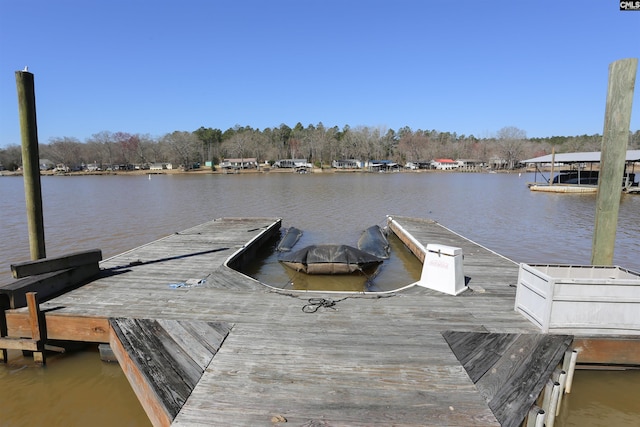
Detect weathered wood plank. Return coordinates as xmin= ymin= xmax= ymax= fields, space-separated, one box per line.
xmin=155 ymin=319 xmax=214 ymax=371
xmin=444 ymin=331 xmax=573 ymax=427
xmin=0 ymin=337 xmax=39 ymax=351
xmin=388 ymin=216 xmax=520 ymax=291
xmin=475 ymin=334 xmax=546 ymax=402
xmin=174 ymin=322 xmax=500 ymax=427
xmin=110 ymin=318 xmax=194 ymax=419
xmin=10 ymin=249 xmax=102 ymax=278
xmin=145 ymin=320 xmax=203 ymax=388
xmin=177 ymin=321 xmax=232 ymax=354
xmin=486 ymin=334 xmax=572 ymax=427
xmin=572 ymin=337 xmax=640 ymax=365
xmin=109 ymin=320 xmax=172 ymax=427
xmin=0 ymin=263 xmax=100 ymax=308
xmin=109 ymin=317 xmax=232 ymax=424
xmin=6 ymin=312 xmax=110 ymax=342
xmin=443 ymin=331 xmax=520 ymax=382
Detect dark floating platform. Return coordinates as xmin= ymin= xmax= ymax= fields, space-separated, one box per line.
xmin=275 ymin=226 xmax=303 ymax=252
xmin=279 ymin=244 xmax=383 ymax=274
xmin=358 ymin=224 xmax=390 ymax=259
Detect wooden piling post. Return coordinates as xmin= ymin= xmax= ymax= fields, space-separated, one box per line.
xmin=26 ymin=292 xmax=46 ymax=364
xmin=592 ymin=58 xmax=637 ymax=265
xmin=0 ymin=298 xmax=7 ymax=362
xmin=16 ymin=69 xmax=46 ymax=260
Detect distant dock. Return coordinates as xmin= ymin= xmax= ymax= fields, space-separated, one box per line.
xmin=2 ymin=216 xmax=639 ymax=426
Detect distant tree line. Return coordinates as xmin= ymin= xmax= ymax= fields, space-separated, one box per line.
xmin=1 ymin=123 xmax=639 ymax=171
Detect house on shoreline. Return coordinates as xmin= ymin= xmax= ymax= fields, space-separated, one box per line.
xmin=332 ymin=159 xmax=363 ymax=169
xmin=273 ymin=159 xmax=312 ymax=168
xmin=220 ymin=158 xmax=258 ymax=169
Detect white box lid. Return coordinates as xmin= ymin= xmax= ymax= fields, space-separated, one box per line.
xmin=426 ymin=244 xmax=462 ymax=256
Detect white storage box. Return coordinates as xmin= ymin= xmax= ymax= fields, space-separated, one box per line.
xmin=418 ymin=244 xmax=467 ymax=295
xmin=515 ymin=264 xmax=640 ymax=334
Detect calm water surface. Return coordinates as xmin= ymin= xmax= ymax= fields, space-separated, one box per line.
xmin=1 ymin=172 xmax=639 ymax=426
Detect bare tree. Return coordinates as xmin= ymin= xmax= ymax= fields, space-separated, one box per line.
xmin=630 ymin=130 xmax=640 ymax=149
xmin=134 ymin=134 xmax=155 ymax=165
xmin=496 ymin=126 xmax=527 ymax=169
xmin=112 ymin=132 xmax=141 ymax=166
xmin=0 ymin=144 xmax=23 ymax=170
xmin=352 ymin=126 xmax=382 ymax=161
xmin=220 ymin=130 xmax=258 ymax=169
xmin=86 ymin=131 xmax=116 ymax=167
xmin=397 ymin=130 xmax=427 ymax=162
xmin=249 ymin=130 xmax=269 ymax=166
xmin=44 ymin=137 xmax=83 ymax=168
xmin=162 ymin=131 xmax=201 ymax=169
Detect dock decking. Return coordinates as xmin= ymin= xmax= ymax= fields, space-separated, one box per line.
xmin=5 ymin=216 xmax=579 ymax=426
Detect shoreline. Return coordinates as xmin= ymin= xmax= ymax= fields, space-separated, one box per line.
xmin=0 ymin=167 xmax=527 ymax=177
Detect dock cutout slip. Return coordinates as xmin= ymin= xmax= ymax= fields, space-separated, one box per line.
xmin=442 ymin=331 xmax=573 ymax=427
xmin=109 ymin=318 xmax=232 ymax=427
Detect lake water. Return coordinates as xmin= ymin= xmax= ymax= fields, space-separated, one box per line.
xmin=1 ymin=171 xmax=639 ymax=426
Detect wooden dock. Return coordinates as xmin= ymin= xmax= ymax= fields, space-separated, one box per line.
xmin=3 ymin=215 xmax=622 ymax=426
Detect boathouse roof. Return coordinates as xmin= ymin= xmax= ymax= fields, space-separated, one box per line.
xmin=523 ymin=149 xmax=640 ymax=164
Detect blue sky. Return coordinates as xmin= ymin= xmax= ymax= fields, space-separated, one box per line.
xmin=1 ymin=1 xmax=639 ymax=148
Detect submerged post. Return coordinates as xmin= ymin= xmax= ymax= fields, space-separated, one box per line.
xmin=16 ymin=69 xmax=46 ymax=260
xmin=591 ymin=58 xmax=637 ymax=265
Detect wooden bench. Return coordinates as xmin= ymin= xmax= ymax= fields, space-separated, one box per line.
xmin=0 ymin=249 xmax=102 ymax=309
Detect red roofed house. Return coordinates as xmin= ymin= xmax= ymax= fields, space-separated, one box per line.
xmin=430 ymin=158 xmax=459 ymax=170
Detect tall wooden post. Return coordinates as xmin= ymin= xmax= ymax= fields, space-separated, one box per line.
xmin=591 ymin=58 xmax=637 ymax=265
xmin=0 ymin=297 xmax=8 ymax=362
xmin=16 ymin=69 xmax=46 ymax=260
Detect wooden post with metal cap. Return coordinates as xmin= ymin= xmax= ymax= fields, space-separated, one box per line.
xmin=15 ymin=68 xmax=46 ymax=260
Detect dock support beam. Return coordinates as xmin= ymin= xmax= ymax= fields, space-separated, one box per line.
xmin=541 ymin=379 xmax=562 ymax=427
xmin=592 ymin=58 xmax=637 ymax=265
xmin=525 ymin=406 xmax=545 ymax=427
xmin=0 ymin=292 xmax=47 ymax=365
xmin=563 ymin=349 xmax=579 ymax=393
xmin=0 ymin=299 xmax=7 ymax=362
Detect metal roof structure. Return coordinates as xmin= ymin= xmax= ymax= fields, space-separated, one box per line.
xmin=523 ymin=150 xmax=640 ymax=164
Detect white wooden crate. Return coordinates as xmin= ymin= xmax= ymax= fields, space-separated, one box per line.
xmin=515 ymin=264 xmax=640 ymax=335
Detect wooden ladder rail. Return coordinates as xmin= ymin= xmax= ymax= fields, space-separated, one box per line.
xmin=0 ymin=292 xmax=47 ymax=365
